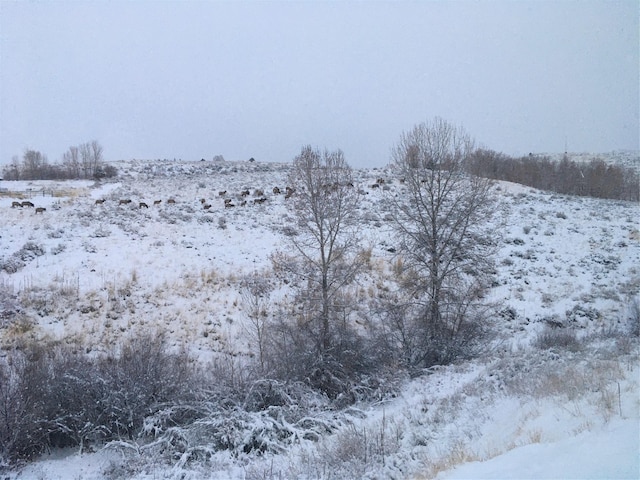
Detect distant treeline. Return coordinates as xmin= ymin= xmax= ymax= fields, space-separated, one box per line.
xmin=2 ymin=141 xmax=117 ymax=181
xmin=468 ymin=149 xmax=639 ymax=201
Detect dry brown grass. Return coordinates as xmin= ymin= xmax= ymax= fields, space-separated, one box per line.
xmin=0 ymin=191 xmax=28 ymax=199
xmin=52 ymin=188 xmax=87 ymax=198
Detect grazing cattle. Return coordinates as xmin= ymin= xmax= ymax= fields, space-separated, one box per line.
xmin=21 ymin=201 xmax=34 ymax=208
xmin=370 ymin=183 xmax=380 ymax=189
xmin=224 ymin=202 xmax=235 ymax=208
xmin=254 ymin=189 xmax=264 ymax=197
xmin=167 ymin=198 xmax=176 ymax=204
xmin=376 ymin=178 xmax=385 ymax=185
xmin=240 ymin=200 xmax=247 ymax=207
xmin=11 ymin=201 xmax=22 ymax=208
xmin=35 ymin=207 xmax=46 ymax=214
xmin=153 ymin=200 xmax=162 ymax=206
xmin=203 ymin=204 xmax=212 ymax=210
xmin=119 ymin=199 xmax=132 ymax=205
xmin=139 ymin=202 xmax=149 ymax=209
xmin=94 ymin=199 xmax=105 ymax=205
xmin=218 ymin=191 xmax=227 ymax=197
xmin=241 ymin=190 xmax=250 ymax=197
xmin=253 ymin=197 xmax=267 ymax=205
xmin=273 ymin=187 xmax=281 ymax=194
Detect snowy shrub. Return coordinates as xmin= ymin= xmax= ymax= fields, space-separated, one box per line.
xmin=50 ymin=243 xmax=66 ymax=255
xmin=91 ymin=225 xmax=111 ymax=238
xmin=313 ymin=417 xmax=403 ymax=480
xmin=281 ymin=225 xmax=296 ymax=236
xmin=47 ymin=228 xmax=65 ymax=239
xmin=0 ymin=256 xmax=25 ymax=274
xmin=83 ymin=241 xmax=97 ymax=253
xmin=198 ymin=215 xmax=214 ymax=224
xmin=0 ymin=283 xmax=17 ymax=324
xmin=0 ymin=357 xmax=37 ymax=465
xmin=160 ymin=210 xmax=191 ymax=224
xmin=19 ymin=288 xmax=58 ymax=316
xmin=626 ymin=297 xmax=640 ymax=337
xmin=16 ymin=242 xmax=45 ymax=262
xmin=128 ymin=381 xmax=342 ymax=468
xmin=565 ymin=305 xmax=600 ymax=325
xmin=98 ymin=333 xmax=196 ymax=439
xmin=217 ymin=216 xmax=227 ymax=230
xmin=0 ymin=333 xmax=196 ymax=465
xmin=534 ymin=325 xmax=580 ymax=352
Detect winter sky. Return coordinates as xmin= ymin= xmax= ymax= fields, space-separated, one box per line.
xmin=0 ymin=1 xmax=637 ymax=168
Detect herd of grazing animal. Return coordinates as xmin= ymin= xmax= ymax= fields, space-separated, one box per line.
xmin=7 ymin=182 xmax=308 ymax=216
xmin=84 ymin=186 xmax=298 ymax=213
xmin=6 ymin=171 xmax=399 ymax=222
xmin=10 ymin=201 xmax=46 ymax=214
xmin=7 ymin=176 xmax=395 ymax=217
xmin=210 ymin=186 xmax=296 ymax=210
xmin=11 ymin=200 xmax=43 ymax=214
xmin=98 ymin=198 xmax=172 ymax=207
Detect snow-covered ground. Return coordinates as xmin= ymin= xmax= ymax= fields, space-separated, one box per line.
xmin=1 ymin=156 xmax=638 ymax=479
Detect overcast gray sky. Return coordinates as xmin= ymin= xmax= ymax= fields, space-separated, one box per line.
xmin=1 ymin=1 xmax=637 ymax=168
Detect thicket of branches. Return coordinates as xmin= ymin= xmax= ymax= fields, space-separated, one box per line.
xmin=2 ymin=141 xmax=117 ymax=181
xmin=0 ymin=333 xmax=383 ymax=469
xmin=0 ymin=335 xmax=194 ymax=465
xmin=468 ymin=149 xmax=639 ymax=201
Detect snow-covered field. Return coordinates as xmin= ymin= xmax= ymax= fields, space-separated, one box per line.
xmin=1 ymin=157 xmax=638 ymax=479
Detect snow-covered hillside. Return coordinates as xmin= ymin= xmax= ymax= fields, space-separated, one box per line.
xmin=1 ymin=158 xmax=638 ymax=479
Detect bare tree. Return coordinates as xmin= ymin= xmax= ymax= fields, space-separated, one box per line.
xmin=80 ymin=142 xmax=92 ymax=179
xmin=270 ymin=146 xmax=367 ymax=395
xmin=22 ymin=149 xmax=47 ymax=180
xmin=62 ymin=146 xmax=80 ymax=178
xmin=90 ymin=140 xmax=104 ymax=177
xmin=2 ymin=156 xmax=21 ymax=180
xmin=390 ymin=118 xmax=498 ymax=367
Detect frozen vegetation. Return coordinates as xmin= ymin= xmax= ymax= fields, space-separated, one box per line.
xmin=0 ymin=151 xmax=638 ymax=479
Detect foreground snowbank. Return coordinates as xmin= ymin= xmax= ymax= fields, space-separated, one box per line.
xmin=438 ymin=417 xmax=639 ymax=480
